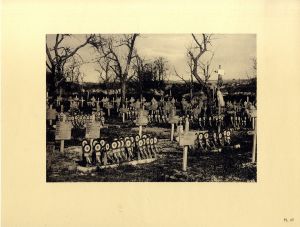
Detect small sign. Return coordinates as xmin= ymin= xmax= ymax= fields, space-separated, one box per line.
xmin=55 ymin=121 xmax=72 ymax=140
xmin=135 ymin=115 xmax=148 ymax=126
xmin=179 ymin=132 xmax=197 ymax=146
xmin=46 ymin=108 xmax=57 ymax=120
xmin=169 ymin=115 xmax=180 ymax=124
xmin=85 ymin=121 xmax=101 ymax=139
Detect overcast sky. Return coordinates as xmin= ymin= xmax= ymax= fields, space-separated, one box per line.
xmin=47 ymin=34 xmax=256 ymax=83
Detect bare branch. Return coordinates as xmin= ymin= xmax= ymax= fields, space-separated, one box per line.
xmin=60 ymin=35 xmax=93 ymax=62
xmin=186 ymin=33 xmax=214 ymax=87
xmin=174 ymin=68 xmax=189 ymax=86
xmin=192 ymin=34 xmax=203 ymax=52
xmin=46 ymin=61 xmax=52 ymax=71
xmin=46 ymin=43 xmax=54 ymax=67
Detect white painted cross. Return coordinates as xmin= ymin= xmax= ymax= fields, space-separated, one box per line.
xmin=125 ymin=98 xmax=129 ymax=108
xmin=80 ymin=97 xmax=85 ymax=107
xmin=168 ymin=110 xmax=180 ymax=141
xmin=56 ymin=96 xmax=62 ymax=106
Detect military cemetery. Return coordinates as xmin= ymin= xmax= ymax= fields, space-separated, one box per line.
xmin=46 ymin=34 xmax=257 ymax=182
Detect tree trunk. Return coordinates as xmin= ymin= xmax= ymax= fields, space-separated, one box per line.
xmin=121 ymin=80 xmax=126 ymax=106
xmin=205 ymin=86 xmax=214 ymax=115
xmin=190 ymin=73 xmax=194 ymax=99
xmin=139 ymin=79 xmax=143 ymax=99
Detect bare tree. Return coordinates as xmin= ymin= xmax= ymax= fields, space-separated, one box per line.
xmin=187 ymin=33 xmax=216 ymax=109
xmin=184 ymin=56 xmax=194 ymax=98
xmin=89 ymin=34 xmax=139 ymax=105
xmin=187 ymin=56 xmax=194 ymax=83
xmin=174 ymin=49 xmax=214 ymax=100
xmin=153 ymin=57 xmax=169 ymax=83
xmin=173 ymin=68 xmax=190 ymax=86
xmin=132 ymin=55 xmax=146 ymax=79
xmin=246 ymin=57 xmax=257 ymax=79
xmin=95 ymin=59 xmax=111 ymax=82
xmin=64 ymin=55 xmax=84 ymax=83
xmin=95 ymin=58 xmax=117 ymax=95
xmin=132 ymin=55 xmax=146 ymax=98
xmin=187 ymin=34 xmax=214 ymax=87
xmin=251 ymin=57 xmax=257 ymax=77
xmin=199 ymin=52 xmax=215 ymax=83
xmin=46 ymin=34 xmax=93 ymax=93
xmin=131 ymin=55 xmax=169 ymax=98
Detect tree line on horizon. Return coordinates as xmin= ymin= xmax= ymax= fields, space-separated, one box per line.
xmin=46 ymin=34 xmax=256 ymax=106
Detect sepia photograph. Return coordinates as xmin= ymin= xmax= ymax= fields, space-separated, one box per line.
xmin=3 ymin=0 xmax=300 ymax=226
xmin=46 ymin=33 xmax=257 ymax=182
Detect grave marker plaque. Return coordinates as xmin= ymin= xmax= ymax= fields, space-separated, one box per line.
xmin=168 ymin=113 xmax=180 ymax=124
xmin=46 ymin=108 xmax=57 ymax=120
xmin=179 ymin=132 xmax=197 ymax=146
xmin=85 ymin=121 xmax=101 ymax=139
xmin=179 ymin=131 xmax=197 ymax=172
xmin=55 ymin=121 xmax=72 ymax=140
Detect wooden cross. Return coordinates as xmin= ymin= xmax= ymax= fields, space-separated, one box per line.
xmin=96 ymin=97 xmax=100 ymax=106
xmin=80 ymin=97 xmax=85 ymax=107
xmin=56 ymin=96 xmax=62 ymax=106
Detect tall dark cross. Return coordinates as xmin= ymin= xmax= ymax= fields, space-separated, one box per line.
xmin=217 ymin=65 xmax=224 ymax=88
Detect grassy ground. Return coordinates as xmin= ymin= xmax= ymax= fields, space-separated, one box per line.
xmin=46 ymin=120 xmax=256 ymax=182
